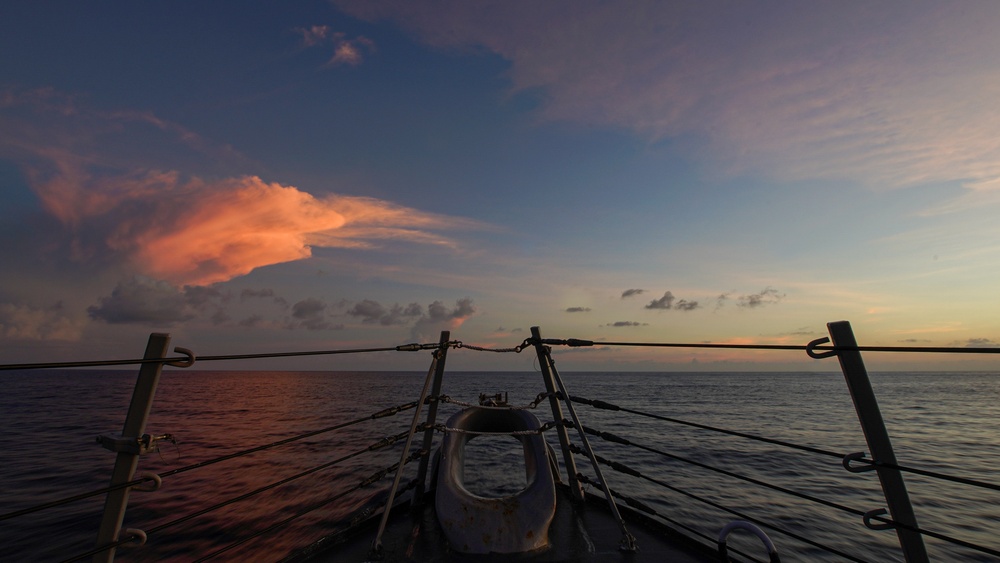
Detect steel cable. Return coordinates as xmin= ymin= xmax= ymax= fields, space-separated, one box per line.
xmin=0 ymin=401 xmax=417 ymax=522
xmin=573 ymin=395 xmax=1000 ymax=493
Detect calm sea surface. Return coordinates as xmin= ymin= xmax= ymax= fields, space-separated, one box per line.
xmin=1 ymin=369 xmax=998 ymax=562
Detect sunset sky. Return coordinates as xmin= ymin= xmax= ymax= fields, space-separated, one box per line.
xmin=3 ymin=1 xmax=1000 ymax=371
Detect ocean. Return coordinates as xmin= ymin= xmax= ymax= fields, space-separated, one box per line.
xmin=1 ymin=369 xmax=998 ymax=562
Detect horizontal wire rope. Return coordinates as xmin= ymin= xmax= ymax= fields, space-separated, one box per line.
xmin=0 ymin=400 xmax=417 ymax=522
xmin=573 ymin=395 xmax=1000 ymax=493
xmin=8 ymin=335 xmax=1000 ymax=372
xmin=548 ymin=338 xmax=1000 ymax=355
xmin=0 ymin=342 xmax=446 ymax=371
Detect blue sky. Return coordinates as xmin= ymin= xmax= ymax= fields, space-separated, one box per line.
xmin=2 ymin=1 xmax=1000 ymax=370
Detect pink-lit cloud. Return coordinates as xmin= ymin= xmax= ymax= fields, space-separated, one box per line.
xmin=335 ymin=1 xmax=1000 ymax=190
xmin=41 ymin=170 xmax=475 ymax=286
xmin=296 ymin=24 xmax=375 ymax=66
xmin=2 ymin=88 xmax=481 ymax=288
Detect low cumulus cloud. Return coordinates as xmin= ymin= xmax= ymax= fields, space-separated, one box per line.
xmin=289 ymin=297 xmax=342 ymax=331
xmin=964 ymin=338 xmax=998 ymax=348
xmin=645 ymin=291 xmax=699 ymax=311
xmin=240 ymin=288 xmax=289 ymax=308
xmin=411 ymin=298 xmax=476 ymax=340
xmin=606 ymin=321 xmax=648 ymax=327
xmin=621 ymin=289 xmax=645 ymax=299
xmin=345 ymin=297 xmax=476 ymax=338
xmin=348 ymin=299 xmax=423 ymax=326
xmin=0 ymin=301 xmax=82 ymax=341
xmin=87 ymin=277 xmax=220 ymax=325
xmin=565 ymin=307 xmax=591 ymax=313
xmin=737 ymin=287 xmax=784 ymax=309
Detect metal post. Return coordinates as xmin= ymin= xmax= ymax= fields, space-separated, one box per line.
xmin=827 ymin=321 xmax=928 ymax=563
xmin=531 ymin=327 xmax=584 ymax=501
xmin=93 ymin=333 xmax=170 ymax=563
xmin=534 ymin=328 xmax=637 ymax=551
xmin=414 ymin=331 xmax=450 ymax=504
xmin=370 ymin=346 xmax=441 ymax=557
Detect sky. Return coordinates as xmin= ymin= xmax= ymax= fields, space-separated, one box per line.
xmin=2 ymin=1 xmax=1000 ymax=371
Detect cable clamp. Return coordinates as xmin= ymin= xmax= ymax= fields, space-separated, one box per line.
xmin=121 ymin=528 xmax=148 ymax=546
xmin=97 ymin=433 xmax=174 ymax=455
xmin=863 ymin=508 xmax=896 ymax=530
xmin=806 ymin=337 xmax=837 ymax=359
xmin=132 ymin=472 xmax=162 ymax=492
xmin=166 ymin=347 xmax=195 ymax=368
xmin=843 ymin=451 xmax=877 ymax=473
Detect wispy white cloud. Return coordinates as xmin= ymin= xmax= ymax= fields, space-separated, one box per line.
xmin=296 ymin=24 xmax=374 ymax=66
xmin=335 ymin=1 xmax=1000 ymax=190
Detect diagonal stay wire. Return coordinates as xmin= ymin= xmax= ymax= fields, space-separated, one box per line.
xmin=582 ymin=430 xmax=1000 ymax=559
xmin=572 ymin=432 xmax=871 ymax=523
xmin=60 ymin=437 xmax=422 ymax=563
xmin=572 ymin=395 xmax=845 ymax=459
xmin=145 ymin=430 xmax=415 ymax=537
xmin=577 ymin=470 xmax=869 ymax=563
xmin=192 ymin=456 xmax=424 ymax=563
xmin=0 ymin=401 xmax=417 ymax=523
xmin=573 ymin=395 xmax=1000 ymax=493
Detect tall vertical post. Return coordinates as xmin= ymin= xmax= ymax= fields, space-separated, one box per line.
xmin=531 ymin=327 xmax=584 ymax=501
xmin=414 ymin=331 xmax=450 ymax=504
xmin=371 ymin=344 xmax=442 ymax=557
xmin=827 ymin=321 xmax=928 ymax=563
xmin=93 ymin=333 xmax=170 ymax=563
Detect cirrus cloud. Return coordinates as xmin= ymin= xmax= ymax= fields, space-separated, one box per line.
xmin=335 ymin=1 xmax=1000 ymax=190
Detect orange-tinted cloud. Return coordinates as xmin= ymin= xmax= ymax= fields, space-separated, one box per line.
xmin=33 ymin=169 xmax=474 ymax=286
xmin=3 ymin=87 xmax=479 ymax=288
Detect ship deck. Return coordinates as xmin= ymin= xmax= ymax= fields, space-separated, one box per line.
xmin=293 ymin=485 xmax=716 ymax=562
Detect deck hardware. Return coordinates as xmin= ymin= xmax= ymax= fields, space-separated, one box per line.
xmin=478 ymin=392 xmax=508 ymax=406
xmin=131 ymin=472 xmax=162 ymax=493
xmin=370 ymin=333 xmax=448 ymax=557
xmin=93 ymin=332 xmax=170 ymax=563
xmin=806 ymin=337 xmax=837 ymax=359
xmin=95 ymin=432 xmax=172 ymax=455
xmin=533 ymin=327 xmax=639 ymax=552
xmin=718 ymin=520 xmax=780 ymax=563
xmin=826 ymin=321 xmax=928 ymax=562
xmin=863 ymin=508 xmax=896 ymax=530
xmin=121 ymin=528 xmax=147 ymax=547
xmin=166 ymin=347 xmax=195 ymax=368
xmin=843 ymin=451 xmax=877 ymax=473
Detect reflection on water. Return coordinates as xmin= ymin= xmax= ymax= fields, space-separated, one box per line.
xmin=1 ymin=370 xmax=998 ymax=561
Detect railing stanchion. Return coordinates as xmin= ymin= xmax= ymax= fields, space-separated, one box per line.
xmin=533 ymin=327 xmax=637 ymax=551
xmin=369 ymin=337 xmax=445 ymax=558
xmin=414 ymin=331 xmax=449 ymax=505
xmin=531 ymin=326 xmax=585 ymax=501
xmin=93 ymin=333 xmax=171 ymax=563
xmin=827 ymin=321 xmax=928 ymax=563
